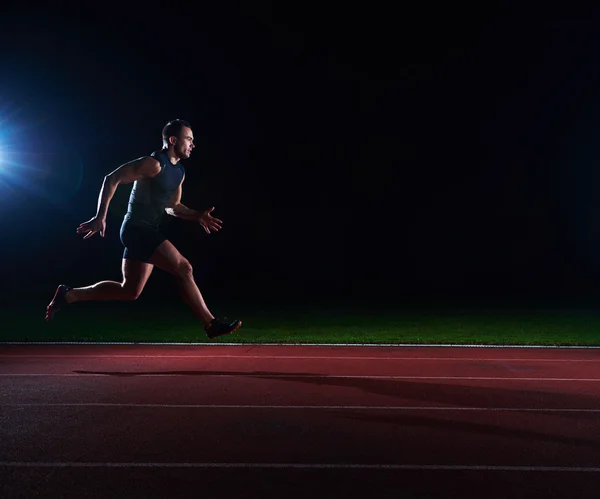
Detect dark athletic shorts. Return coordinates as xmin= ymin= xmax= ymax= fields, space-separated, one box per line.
xmin=120 ymin=219 xmax=166 ymax=263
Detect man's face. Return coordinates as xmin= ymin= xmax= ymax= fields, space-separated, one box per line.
xmin=171 ymin=126 xmax=195 ymax=159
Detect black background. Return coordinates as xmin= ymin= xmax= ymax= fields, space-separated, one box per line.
xmin=2 ymin=4 xmax=600 ymax=310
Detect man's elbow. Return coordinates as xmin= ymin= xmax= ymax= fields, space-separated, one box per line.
xmin=105 ymin=172 xmax=121 ymax=186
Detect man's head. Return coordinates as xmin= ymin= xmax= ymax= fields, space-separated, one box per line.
xmin=162 ymin=119 xmax=194 ymax=160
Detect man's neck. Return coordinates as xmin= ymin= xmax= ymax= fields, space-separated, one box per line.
xmin=164 ymin=147 xmax=180 ymax=165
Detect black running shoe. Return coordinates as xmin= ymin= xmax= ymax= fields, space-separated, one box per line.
xmin=45 ymin=284 xmax=73 ymax=322
xmin=205 ymin=317 xmax=242 ymax=339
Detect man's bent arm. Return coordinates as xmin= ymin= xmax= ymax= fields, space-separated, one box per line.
xmin=95 ymin=156 xmax=161 ymax=220
xmin=94 ymin=177 xmax=120 ymax=221
xmin=165 ymin=203 xmax=201 ymax=221
xmin=164 ymin=178 xmax=200 ymax=221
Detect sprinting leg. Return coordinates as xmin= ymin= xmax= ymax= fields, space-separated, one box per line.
xmin=46 ymin=259 xmax=155 ymax=321
xmin=66 ymin=259 xmax=154 ymax=303
xmin=148 ymin=240 xmax=214 ymax=326
xmin=148 ymin=240 xmax=242 ymax=337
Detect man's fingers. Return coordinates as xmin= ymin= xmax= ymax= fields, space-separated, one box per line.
xmin=83 ymin=230 xmax=95 ymax=239
xmin=202 ymin=224 xmax=210 ymax=234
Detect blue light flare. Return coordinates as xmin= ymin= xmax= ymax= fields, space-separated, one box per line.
xmin=0 ymin=114 xmax=84 ymax=208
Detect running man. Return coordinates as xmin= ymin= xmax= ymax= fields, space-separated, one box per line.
xmin=45 ymin=119 xmax=242 ymax=339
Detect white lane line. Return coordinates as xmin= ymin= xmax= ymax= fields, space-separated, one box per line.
xmin=1 ymin=462 xmax=600 ymax=471
xmin=3 ymin=403 xmax=600 ymax=412
xmin=3 ymin=342 xmax=600 ymax=349
xmin=1 ymin=373 xmax=600 ymax=381
xmin=1 ymin=354 xmax=600 ymax=362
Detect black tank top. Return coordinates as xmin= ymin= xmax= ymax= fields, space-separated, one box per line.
xmin=124 ymin=149 xmax=185 ymax=227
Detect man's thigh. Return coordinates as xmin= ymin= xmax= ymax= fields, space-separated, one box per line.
xmin=148 ymin=240 xmax=189 ymax=275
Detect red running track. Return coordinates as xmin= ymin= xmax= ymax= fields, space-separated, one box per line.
xmin=1 ymin=344 xmax=600 ymax=498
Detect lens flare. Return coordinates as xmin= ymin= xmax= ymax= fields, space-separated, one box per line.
xmin=0 ymin=112 xmax=84 ymax=206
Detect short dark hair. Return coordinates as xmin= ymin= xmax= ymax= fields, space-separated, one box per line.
xmin=162 ymin=119 xmax=191 ymax=148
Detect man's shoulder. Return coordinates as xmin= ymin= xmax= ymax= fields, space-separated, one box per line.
xmin=149 ymin=150 xmax=168 ymax=168
xmin=147 ymin=150 xmax=184 ymax=173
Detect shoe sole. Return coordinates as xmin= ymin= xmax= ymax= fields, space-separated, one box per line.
xmin=207 ymin=320 xmax=242 ymax=339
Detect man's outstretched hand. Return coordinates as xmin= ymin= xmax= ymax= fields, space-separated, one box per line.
xmin=198 ymin=207 xmax=223 ymax=234
xmin=77 ymin=216 xmax=106 ymax=239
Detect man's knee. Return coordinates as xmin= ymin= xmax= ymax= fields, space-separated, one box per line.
xmin=174 ymin=259 xmax=194 ymax=280
xmin=121 ymin=284 xmax=143 ymax=300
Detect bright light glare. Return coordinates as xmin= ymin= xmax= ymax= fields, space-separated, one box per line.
xmin=0 ymin=114 xmax=83 ymax=206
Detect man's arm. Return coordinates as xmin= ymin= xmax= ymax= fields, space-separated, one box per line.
xmin=164 ymin=176 xmax=202 ymax=221
xmin=95 ymin=156 xmax=161 ymax=220
xmin=165 ymin=177 xmax=223 ymax=233
xmin=76 ymin=156 xmax=161 ymax=239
